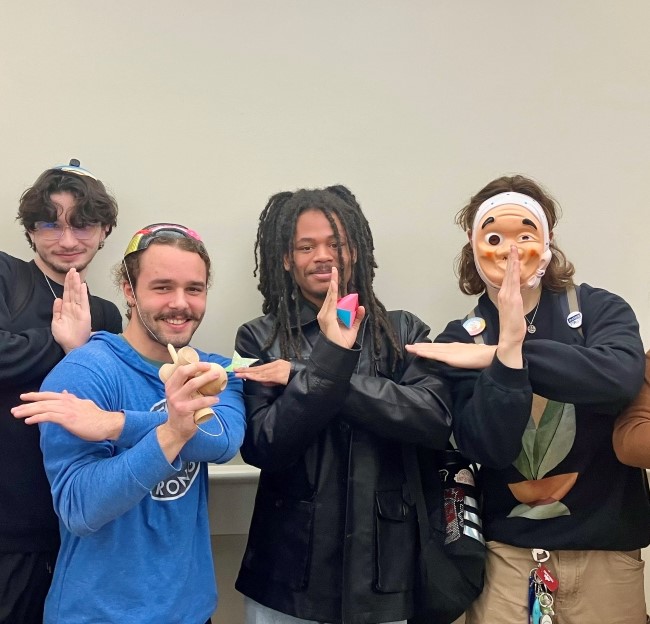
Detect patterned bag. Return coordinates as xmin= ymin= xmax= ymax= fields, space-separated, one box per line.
xmin=405 ymin=445 xmax=485 ymax=624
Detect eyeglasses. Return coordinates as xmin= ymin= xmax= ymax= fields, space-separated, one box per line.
xmin=124 ymin=223 xmax=203 ymax=258
xmin=33 ymin=221 xmax=100 ymax=241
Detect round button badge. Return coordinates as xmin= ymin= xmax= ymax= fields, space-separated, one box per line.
xmin=463 ymin=316 xmax=486 ymax=336
xmin=567 ymin=311 xmax=582 ymax=329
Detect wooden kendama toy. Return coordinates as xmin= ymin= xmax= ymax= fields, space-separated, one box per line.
xmin=158 ymin=344 xmax=228 ymax=424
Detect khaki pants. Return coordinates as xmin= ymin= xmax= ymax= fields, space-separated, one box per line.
xmin=465 ymin=541 xmax=646 ymax=624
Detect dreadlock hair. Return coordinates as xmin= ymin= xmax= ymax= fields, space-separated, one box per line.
xmin=253 ymin=184 xmax=402 ymax=369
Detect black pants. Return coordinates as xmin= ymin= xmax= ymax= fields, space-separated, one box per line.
xmin=0 ymin=551 xmax=56 ymax=624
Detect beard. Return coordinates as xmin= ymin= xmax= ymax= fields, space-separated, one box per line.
xmin=41 ymin=255 xmax=92 ymax=277
xmin=135 ymin=307 xmax=203 ymax=350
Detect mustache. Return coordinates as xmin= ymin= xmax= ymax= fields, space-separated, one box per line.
xmin=154 ymin=313 xmax=200 ymax=322
xmin=310 ymin=265 xmax=334 ymax=275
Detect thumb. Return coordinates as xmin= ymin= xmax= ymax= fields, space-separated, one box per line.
xmin=351 ymin=306 xmax=366 ymax=331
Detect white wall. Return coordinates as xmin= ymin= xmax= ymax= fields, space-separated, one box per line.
xmin=1 ymin=1 xmax=648 ymax=353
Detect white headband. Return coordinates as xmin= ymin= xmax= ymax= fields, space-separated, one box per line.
xmin=470 ymin=191 xmax=551 ymax=289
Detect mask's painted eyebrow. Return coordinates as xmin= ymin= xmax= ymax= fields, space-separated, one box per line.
xmin=522 ymin=218 xmax=538 ymax=229
xmin=481 ymin=216 xmax=495 ymax=229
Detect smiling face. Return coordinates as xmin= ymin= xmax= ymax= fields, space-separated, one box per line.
xmin=283 ymin=208 xmax=355 ymax=308
xmin=122 ymin=244 xmax=207 ymax=361
xmin=472 ymin=204 xmax=547 ymax=288
xmin=29 ymin=191 xmax=107 ymax=281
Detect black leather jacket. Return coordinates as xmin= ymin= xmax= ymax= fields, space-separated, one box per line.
xmin=234 ymin=302 xmax=452 ymax=624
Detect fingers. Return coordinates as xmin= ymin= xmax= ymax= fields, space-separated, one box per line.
xmin=165 ymin=362 xmax=219 ymax=395
xmin=510 ymin=246 xmax=521 ymax=284
xmin=79 ymin=281 xmax=90 ymax=312
xmin=498 ymin=246 xmax=523 ymax=311
xmin=329 ymin=266 xmax=340 ymax=300
xmin=184 ymin=394 xmax=219 ymax=414
xmin=12 ymin=398 xmax=68 ymax=424
xmin=405 ymin=342 xmax=443 ymax=357
xmin=319 ymin=266 xmax=339 ymax=319
xmin=63 ymin=268 xmax=78 ymax=306
xmin=235 ymin=360 xmax=290 ymax=386
xmin=496 ymin=246 xmax=526 ymax=367
xmin=52 ymin=297 xmax=63 ymax=319
xmin=405 ymin=342 xmax=496 ymax=368
xmin=61 ymin=269 xmax=89 ymax=312
xmin=505 ymin=245 xmax=520 ymax=290
xmin=317 ymin=266 xmax=346 ymax=343
xmin=18 ymin=391 xmax=68 ymax=402
xmin=352 ymin=305 xmax=365 ymax=330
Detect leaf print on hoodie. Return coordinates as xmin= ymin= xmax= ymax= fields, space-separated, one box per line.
xmin=508 ymin=394 xmax=578 ymax=520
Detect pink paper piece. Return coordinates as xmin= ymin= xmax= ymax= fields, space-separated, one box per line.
xmin=337 ymin=293 xmax=359 ymax=328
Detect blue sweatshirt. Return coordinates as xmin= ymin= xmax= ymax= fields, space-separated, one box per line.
xmin=39 ymin=331 xmax=246 ymax=624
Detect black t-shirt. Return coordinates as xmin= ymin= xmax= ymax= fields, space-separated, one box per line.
xmin=0 ymin=251 xmax=122 ymax=552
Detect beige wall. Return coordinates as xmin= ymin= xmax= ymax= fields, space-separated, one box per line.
xmin=2 ymin=2 xmax=649 ymax=622
xmin=0 ymin=1 xmax=648 ymax=352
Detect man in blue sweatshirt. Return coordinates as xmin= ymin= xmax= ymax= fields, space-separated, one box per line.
xmin=13 ymin=223 xmax=246 ymax=624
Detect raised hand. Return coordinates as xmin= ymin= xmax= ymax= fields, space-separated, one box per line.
xmin=51 ymin=268 xmax=92 ymax=353
xmin=316 ymin=266 xmax=365 ymax=349
xmin=495 ymin=245 xmax=526 ymax=368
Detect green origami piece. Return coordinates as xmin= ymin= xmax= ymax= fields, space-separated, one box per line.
xmin=224 ymin=351 xmax=259 ymax=373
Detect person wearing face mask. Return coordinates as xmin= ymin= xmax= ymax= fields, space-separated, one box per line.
xmin=407 ymin=175 xmax=650 ymax=624
xmin=0 ymin=159 xmax=121 ymax=624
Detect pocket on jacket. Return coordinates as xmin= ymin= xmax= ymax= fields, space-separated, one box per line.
xmin=374 ymin=489 xmax=416 ymax=592
xmin=242 ymin=489 xmax=315 ymax=591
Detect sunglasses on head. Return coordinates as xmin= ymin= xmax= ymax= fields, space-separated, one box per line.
xmin=52 ymin=158 xmax=98 ymax=180
xmin=124 ymin=223 xmax=203 ymax=258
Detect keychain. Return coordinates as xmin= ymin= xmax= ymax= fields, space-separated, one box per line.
xmin=528 ymin=549 xmax=559 ymax=624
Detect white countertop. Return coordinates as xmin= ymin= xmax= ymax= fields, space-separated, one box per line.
xmin=208 ymin=463 xmax=260 ymax=482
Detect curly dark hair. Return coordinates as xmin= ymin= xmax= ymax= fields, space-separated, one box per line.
xmin=455 ymin=174 xmax=575 ymax=295
xmin=253 ymin=184 xmax=401 ymax=367
xmin=17 ymin=164 xmax=118 ymax=249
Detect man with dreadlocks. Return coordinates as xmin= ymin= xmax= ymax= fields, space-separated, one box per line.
xmin=231 ymin=185 xmax=453 ymax=624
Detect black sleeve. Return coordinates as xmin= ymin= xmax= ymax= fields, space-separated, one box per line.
xmin=523 ymin=286 xmax=644 ymax=413
xmin=341 ymin=311 xmax=453 ymax=449
xmin=235 ymin=322 xmax=360 ymax=471
xmin=0 ymin=253 xmax=65 ymax=386
xmin=93 ymin=297 xmax=123 ymax=334
xmin=437 ymin=319 xmax=533 ymax=469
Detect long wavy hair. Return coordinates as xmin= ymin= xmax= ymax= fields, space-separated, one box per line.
xmin=455 ymin=175 xmax=575 ymax=295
